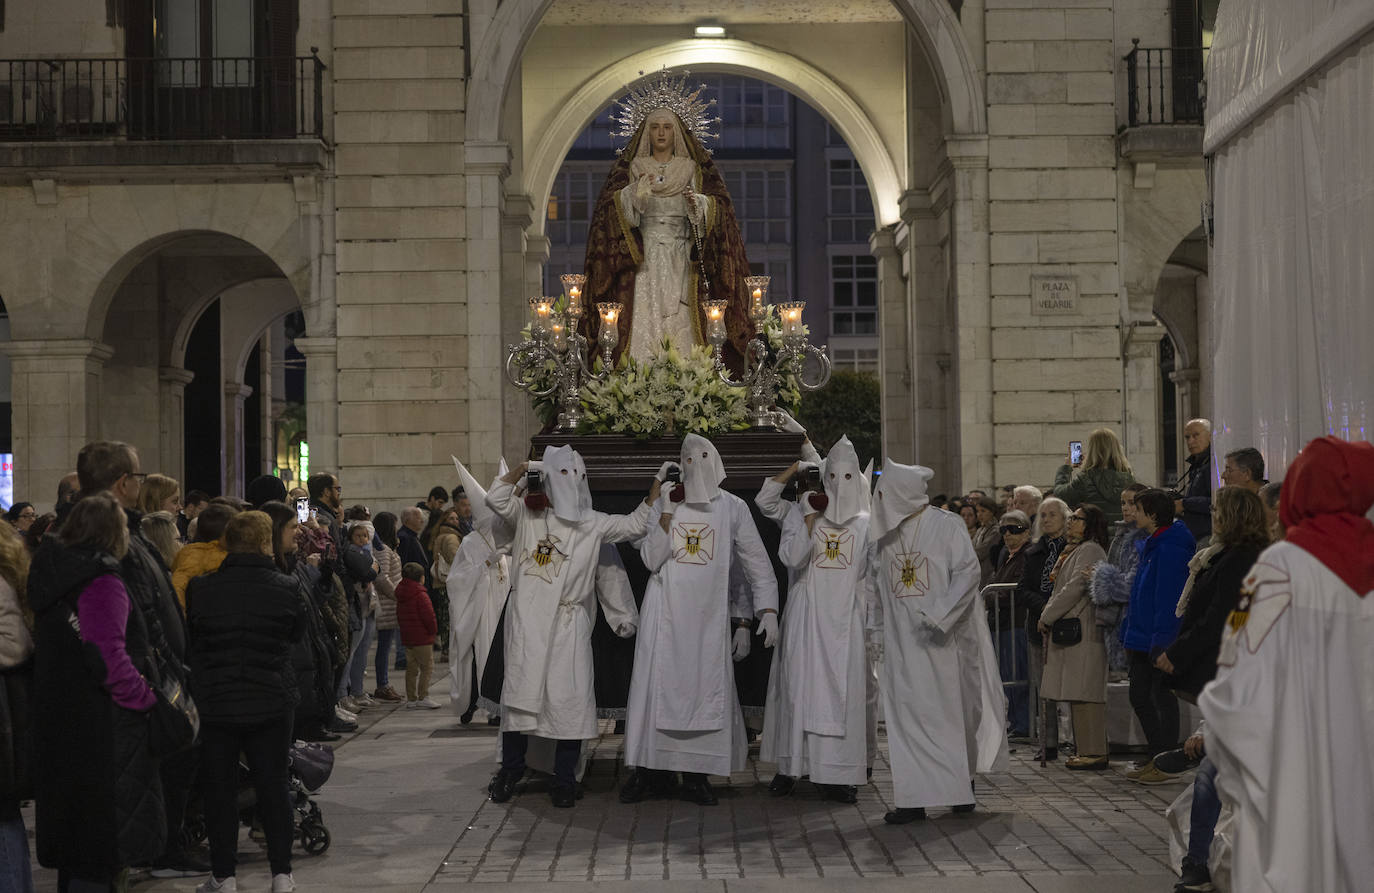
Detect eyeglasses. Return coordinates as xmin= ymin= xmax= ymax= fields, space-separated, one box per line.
xmin=999 ymin=524 xmax=1028 ymax=534
xmin=1069 ymin=514 xmax=1087 ymax=522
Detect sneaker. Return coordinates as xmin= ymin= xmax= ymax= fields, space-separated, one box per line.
xmin=1132 ymin=765 xmax=1183 ymax=785
xmin=341 ymin=695 xmax=367 ymax=713
xmin=405 ymin=700 xmax=420 ymax=709
xmin=151 ymin=850 xmax=213 ymax=877
xmin=271 ymin=873 xmax=297 ymax=893
xmin=196 ymin=878 xmax=237 ymax=893
xmin=334 ymin=704 xmax=357 ymax=723
xmin=355 ymin=692 xmax=377 ymax=708
xmin=1175 ymin=857 xmax=1215 ymax=891
xmin=1066 ymin=756 xmax=1110 ymax=771
xmin=373 ymin=686 xmax=404 ymax=702
xmin=1125 ymin=758 xmax=1155 ymax=779
xmin=418 ymin=697 xmax=442 ymax=709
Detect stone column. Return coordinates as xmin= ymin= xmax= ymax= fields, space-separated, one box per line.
xmin=157 ymin=367 xmax=195 ymax=490
xmin=258 ymin=331 xmax=277 ymax=478
xmin=465 ymin=141 xmax=512 ymax=477
xmin=1123 ymin=323 xmax=1167 ymax=484
xmin=1169 ymin=364 xmax=1202 ymax=476
xmin=0 ymin=339 xmax=112 ymax=504
xmin=223 ymin=382 xmax=253 ymax=498
xmin=870 ymin=226 xmax=911 ymax=463
xmin=945 ymin=136 xmax=994 ymax=493
xmin=293 ymin=336 xmax=339 ymax=478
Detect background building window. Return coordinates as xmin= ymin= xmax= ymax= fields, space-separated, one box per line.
xmin=827 ymin=157 xmax=874 ymax=244
xmin=722 ymin=167 xmax=791 ymax=245
xmin=830 ymin=254 xmax=878 ymax=335
xmin=831 ymin=346 xmax=880 ymax=374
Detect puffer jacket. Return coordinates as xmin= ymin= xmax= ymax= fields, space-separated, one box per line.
xmin=122 ymin=509 xmax=186 ymax=665
xmin=395 ymin=578 xmax=437 ymax=648
xmin=288 ymin=559 xmax=337 ymax=727
xmin=1120 ymin=520 xmax=1195 ymax=655
xmin=30 ymin=540 xmax=165 ymax=874
xmin=170 ymin=540 xmax=227 ymax=607
xmin=186 ymin=553 xmax=305 ymax=723
xmin=374 ymin=544 xmax=402 ymax=630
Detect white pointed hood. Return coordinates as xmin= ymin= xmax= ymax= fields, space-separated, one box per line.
xmin=821 ymin=435 xmax=868 ymax=525
xmin=861 ymin=458 xmax=875 ymax=513
xmin=871 ymin=458 xmax=935 ymax=541
xmin=453 ymin=454 xmax=513 ymax=547
xmin=542 ymin=444 xmax=595 ymax=523
xmin=680 ymin=433 xmax=727 ymax=505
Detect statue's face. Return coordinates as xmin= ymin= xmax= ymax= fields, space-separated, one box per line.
xmin=647 ymin=112 xmax=676 ymax=153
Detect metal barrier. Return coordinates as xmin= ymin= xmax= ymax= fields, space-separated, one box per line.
xmin=982 ymin=582 xmax=1037 ymax=737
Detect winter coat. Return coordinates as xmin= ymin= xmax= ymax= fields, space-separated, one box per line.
xmin=340 ymin=544 xmax=377 ymax=631
xmin=374 ymin=544 xmax=402 ymax=630
xmin=1018 ymin=534 xmax=1065 ymax=629
xmin=186 ymin=553 xmax=305 ymax=724
xmin=1178 ymin=450 xmax=1214 ymax=542
xmin=30 ymin=540 xmax=165 ymax=875
xmin=170 ymin=540 xmax=227 ymax=608
xmin=121 ymin=509 xmax=186 ymax=665
xmin=1052 ymin=466 xmax=1137 ymax=525
xmin=395 ymin=578 xmax=437 ymax=648
xmin=971 ymin=523 xmax=1001 ymax=589
xmin=1120 ymin=520 xmax=1195 ymax=655
xmin=397 ymin=525 xmax=430 ymax=583
xmin=988 ymin=543 xmax=1029 ymax=632
xmin=285 ymin=559 xmax=335 ymax=726
xmin=1091 ymin=521 xmax=1147 ymax=673
xmin=1040 ymin=541 xmax=1109 ymax=703
xmin=1164 ymin=543 xmax=1262 ymax=698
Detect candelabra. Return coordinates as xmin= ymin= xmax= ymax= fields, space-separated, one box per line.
xmin=504 ymin=274 xmax=622 ymax=431
xmin=706 ymin=276 xmax=832 ymax=429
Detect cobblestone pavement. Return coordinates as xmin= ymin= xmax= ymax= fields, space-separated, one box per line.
xmin=439 ymin=720 xmax=1185 ymax=885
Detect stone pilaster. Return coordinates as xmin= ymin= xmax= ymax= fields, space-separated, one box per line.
xmin=870 ymin=226 xmax=910 ymax=464
xmin=293 ymin=336 xmax=339 ymax=479
xmin=465 ymin=140 xmax=511 ymax=477
xmin=223 ymin=382 xmax=254 ymax=498
xmin=158 ymin=366 xmax=196 ymax=490
xmin=0 ymin=339 xmax=113 ymax=504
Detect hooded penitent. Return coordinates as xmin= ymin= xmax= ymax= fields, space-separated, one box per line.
xmin=680 ymin=433 xmax=727 ymax=506
xmin=453 ymin=455 xmax=513 ymax=548
xmin=871 ymin=458 xmax=936 ymax=541
xmin=541 ymin=445 xmax=595 ymax=524
xmin=1279 ymin=435 xmax=1374 ymax=594
xmin=821 ymin=435 xmax=868 ymax=525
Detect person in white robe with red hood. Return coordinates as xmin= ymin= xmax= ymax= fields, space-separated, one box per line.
xmin=755 ymin=434 xmax=874 ymax=802
xmin=1199 ymin=436 xmax=1374 ymax=892
xmin=868 ymin=459 xmax=1009 ymax=824
xmin=619 ymin=433 xmax=778 ymax=807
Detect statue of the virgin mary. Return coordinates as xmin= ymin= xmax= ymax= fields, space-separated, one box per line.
xmin=583 ymin=72 xmax=755 ymax=365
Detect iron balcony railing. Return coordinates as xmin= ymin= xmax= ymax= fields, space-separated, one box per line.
xmin=1124 ymin=40 xmax=1207 ymax=127
xmin=0 ymin=53 xmax=325 ymax=141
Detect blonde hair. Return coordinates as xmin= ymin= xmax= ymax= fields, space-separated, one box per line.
xmin=140 ymin=511 xmax=182 ymax=568
xmin=137 ymin=473 xmax=180 ymax=515
xmin=1082 ymin=428 xmax=1133 ymax=473
xmin=224 ymin=511 xmax=274 ymax=555
xmin=1212 ymin=486 xmax=1272 ymax=549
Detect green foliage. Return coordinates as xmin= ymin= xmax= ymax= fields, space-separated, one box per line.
xmin=797 ymin=369 xmax=882 ymax=467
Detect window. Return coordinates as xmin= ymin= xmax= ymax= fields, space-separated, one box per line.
xmin=702 ymin=76 xmax=791 ymax=150
xmin=569 ymin=106 xmax=619 ymax=154
xmin=546 ymin=167 xmax=601 ymax=249
xmin=720 ymin=166 xmax=790 ymax=244
xmin=830 ymin=255 xmax=878 ymax=335
xmin=827 ymin=157 xmax=874 ymax=244
xmin=831 ymin=347 xmax=880 ymax=375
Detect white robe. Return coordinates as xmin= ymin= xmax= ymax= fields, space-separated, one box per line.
xmin=623 ymin=491 xmax=776 ymax=775
xmin=870 ymin=507 xmax=1008 ymax=809
xmin=1199 ymin=542 xmax=1374 ymax=893
xmin=617 ymin=185 xmax=712 ymax=362
xmin=446 ymin=529 xmax=510 ymax=715
xmin=486 ymin=479 xmax=647 ymax=740
xmin=756 ymin=479 xmax=871 ymax=785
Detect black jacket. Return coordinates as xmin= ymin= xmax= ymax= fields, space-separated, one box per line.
xmin=1179 ymin=451 xmax=1214 ymax=541
xmin=989 ymin=544 xmax=1030 ymax=631
xmin=30 ymin=539 xmax=166 ymax=874
xmin=1164 ymin=543 xmax=1263 ymax=698
xmin=186 ymin=553 xmax=306 ymax=724
xmin=1018 ymin=535 xmax=1065 ymax=628
xmin=396 ymin=526 xmax=430 ymax=582
xmin=121 ymin=508 xmax=186 ymax=665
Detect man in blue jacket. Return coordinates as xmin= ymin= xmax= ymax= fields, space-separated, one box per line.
xmin=1119 ymin=488 xmax=1194 ymax=781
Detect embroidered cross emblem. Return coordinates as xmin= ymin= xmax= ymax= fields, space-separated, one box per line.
xmin=891 ymin=550 xmax=930 ymax=597
xmin=813 ymin=526 xmax=855 ymax=570
xmin=672 ymin=522 xmax=715 ymax=565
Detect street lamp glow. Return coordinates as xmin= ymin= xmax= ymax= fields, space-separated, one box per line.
xmin=693 ymin=25 xmax=725 ymax=38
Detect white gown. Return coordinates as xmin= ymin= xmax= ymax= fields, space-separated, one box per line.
xmin=623 ymin=491 xmax=776 ymax=776
xmin=1199 ymin=542 xmax=1374 ymax=893
xmin=870 ymin=507 xmax=1008 ymax=809
xmin=617 ymin=186 xmax=712 ymax=362
xmin=446 ymin=529 xmax=509 ymax=715
xmin=485 ymin=479 xmax=648 ymax=740
xmin=756 ymin=479 xmax=871 ymax=785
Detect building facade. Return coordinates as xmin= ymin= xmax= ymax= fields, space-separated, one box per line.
xmin=0 ymin=0 xmax=1211 ymax=510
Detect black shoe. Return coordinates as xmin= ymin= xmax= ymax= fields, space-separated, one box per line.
xmin=951 ymin=802 xmax=976 ymax=814
xmin=550 ymin=785 xmax=576 ymax=808
xmin=825 ymin=785 xmax=858 ymax=804
xmin=866 ymin=766 xmax=873 ymax=781
xmin=1175 ymin=857 xmax=1214 ymax=892
xmin=488 ymin=767 xmax=523 ymax=803
xmin=1154 ymin=748 xmax=1202 ymax=775
xmin=1033 ymin=747 xmax=1058 ymax=762
xmin=768 ymin=773 xmax=797 ymax=797
xmin=301 ymin=727 xmax=343 ymax=743
xmin=680 ymin=774 xmax=718 ymax=806
xmin=327 ymin=716 xmax=357 ymax=733
xmin=486 ymin=715 xmax=501 ymax=726
xmin=613 ymin=720 xmax=627 ymax=735
xmin=619 ymin=769 xmax=656 ymax=803
xmin=460 ymin=709 xmax=475 ymax=725
xmin=883 ymin=807 xmax=926 ymax=825
xmin=149 ymin=849 xmax=212 ymax=878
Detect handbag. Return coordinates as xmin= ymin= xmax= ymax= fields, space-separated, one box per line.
xmin=146 ymin=649 xmax=200 ymax=758
xmin=1050 ymin=598 xmax=1089 ymax=646
xmin=0 ymin=657 xmax=35 ymax=801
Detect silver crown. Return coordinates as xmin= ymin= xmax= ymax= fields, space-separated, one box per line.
xmin=612 ymin=69 xmax=721 ymax=153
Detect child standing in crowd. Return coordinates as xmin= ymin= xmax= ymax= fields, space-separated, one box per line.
xmin=396 ymin=562 xmax=439 ymax=709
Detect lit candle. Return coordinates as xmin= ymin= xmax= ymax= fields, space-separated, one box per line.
xmin=777 ymin=301 xmax=806 ymax=337
xmin=751 ymin=288 xmax=762 ymax=303
xmin=703 ymin=299 xmax=728 ymax=346
xmin=550 ymin=317 xmax=568 ymax=353
xmin=596 ymin=302 xmax=622 ymax=350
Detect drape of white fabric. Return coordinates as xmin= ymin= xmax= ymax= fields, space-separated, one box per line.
xmin=1207 ymin=16 xmax=1374 ymax=475
xmin=617 ymin=188 xmax=710 ymax=362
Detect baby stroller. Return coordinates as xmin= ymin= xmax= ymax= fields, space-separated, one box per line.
xmin=185 ymin=740 xmax=334 ymax=856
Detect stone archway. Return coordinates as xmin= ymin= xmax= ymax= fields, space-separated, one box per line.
xmin=522 ymin=40 xmax=904 ymax=233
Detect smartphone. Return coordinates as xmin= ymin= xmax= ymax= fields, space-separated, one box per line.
xmin=295 ymin=496 xmax=310 ymax=524
xmin=1069 ymin=441 xmax=1083 ymax=466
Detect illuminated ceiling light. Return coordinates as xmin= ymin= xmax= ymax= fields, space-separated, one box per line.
xmin=694 ymin=25 xmax=726 ymax=38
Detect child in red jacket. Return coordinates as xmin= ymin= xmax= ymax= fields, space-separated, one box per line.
xmin=396 ymin=562 xmax=439 ymax=708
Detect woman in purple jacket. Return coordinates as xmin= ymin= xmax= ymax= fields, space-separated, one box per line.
xmin=1119 ymin=488 xmax=1195 ymax=772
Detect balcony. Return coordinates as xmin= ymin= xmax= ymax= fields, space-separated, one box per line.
xmin=0 ymin=54 xmax=328 ymax=175
xmin=1119 ymin=41 xmax=1207 ymax=160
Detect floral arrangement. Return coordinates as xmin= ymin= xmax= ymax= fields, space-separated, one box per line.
xmin=579 ymin=337 xmax=749 ymax=438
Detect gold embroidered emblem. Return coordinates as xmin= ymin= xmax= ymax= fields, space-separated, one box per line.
xmin=891 ymin=551 xmax=930 ymax=597
xmin=672 ymin=522 xmax=715 ymax=566
xmin=813 ymin=526 xmax=855 ymax=570
xmin=520 ymin=536 xmax=566 ymax=583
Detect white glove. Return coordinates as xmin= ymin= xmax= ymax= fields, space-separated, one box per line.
xmin=526 ymin=460 xmax=543 ymax=475
xmin=776 ymin=409 xmax=806 ymax=435
xmin=731 ymin=626 xmax=752 ymax=662
xmin=655 ymin=461 xmax=680 ymax=483
xmin=758 ymin=612 xmax=779 ymax=648
xmin=616 ymin=622 xmax=637 ymax=639
xmin=660 ymin=498 xmax=680 ymax=519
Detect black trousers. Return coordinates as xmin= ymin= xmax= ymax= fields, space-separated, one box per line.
xmin=201 ymin=714 xmax=294 ymax=878
xmin=1127 ymin=649 xmax=1180 ymax=756
xmin=501 ymin=732 xmax=580 ymax=789
xmin=158 ymin=743 xmax=198 ymax=856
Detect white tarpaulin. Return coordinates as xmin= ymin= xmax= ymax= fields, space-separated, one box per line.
xmin=1205 ymin=0 xmax=1374 ymax=473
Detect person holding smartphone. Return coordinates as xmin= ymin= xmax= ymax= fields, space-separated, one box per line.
xmin=1052 ymin=429 xmax=1137 ymax=525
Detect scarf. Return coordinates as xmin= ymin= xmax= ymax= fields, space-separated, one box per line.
xmin=1279 ymin=436 xmax=1374 ymax=594
xmin=1175 ymin=542 xmax=1225 ymax=617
